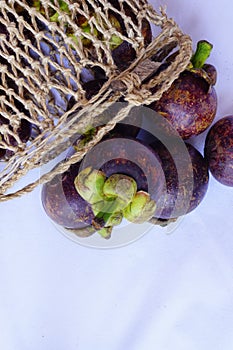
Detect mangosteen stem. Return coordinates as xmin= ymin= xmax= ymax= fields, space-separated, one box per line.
xmin=191 ymin=40 xmax=213 ymax=69
xmin=96 ymin=210 xmax=123 ymax=227
xmin=97 ymin=226 xmax=113 ymax=239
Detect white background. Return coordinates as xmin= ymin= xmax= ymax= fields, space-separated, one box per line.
xmin=1 ymin=0 xmax=233 ymax=349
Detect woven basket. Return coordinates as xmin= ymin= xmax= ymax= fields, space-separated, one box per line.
xmin=0 ymin=0 xmax=193 ymax=201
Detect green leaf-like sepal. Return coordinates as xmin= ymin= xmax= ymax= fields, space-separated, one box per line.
xmin=74 ymin=167 xmax=106 ymax=205
xmin=123 ymin=191 xmax=156 ymax=224
xmin=103 ymin=174 xmax=137 ymax=209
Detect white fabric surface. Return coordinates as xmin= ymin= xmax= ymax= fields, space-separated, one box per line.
xmin=1 ymin=0 xmax=233 ymax=349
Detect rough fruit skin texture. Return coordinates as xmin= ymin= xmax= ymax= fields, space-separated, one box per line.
xmin=150 ymin=141 xmax=209 ymax=219
xmin=41 ymin=163 xmax=95 ymax=229
xmin=204 ymin=116 xmax=233 ymax=186
xmin=150 ymin=71 xmax=217 ymax=139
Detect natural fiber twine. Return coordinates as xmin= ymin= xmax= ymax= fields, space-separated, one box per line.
xmin=0 ymin=0 xmax=193 ymax=201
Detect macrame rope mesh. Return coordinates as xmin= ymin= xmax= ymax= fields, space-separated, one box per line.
xmin=0 ymin=0 xmax=193 ymax=201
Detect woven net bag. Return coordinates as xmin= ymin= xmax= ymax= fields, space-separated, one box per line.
xmin=0 ymin=0 xmax=193 ymax=201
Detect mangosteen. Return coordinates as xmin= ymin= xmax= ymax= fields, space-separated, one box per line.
xmin=41 ymin=162 xmax=95 ymax=231
xmin=149 ymin=140 xmax=209 ymax=219
xmin=149 ymin=40 xmax=218 ymax=139
xmin=42 ymin=133 xmax=166 ymax=238
xmin=204 ymin=115 xmax=233 ymax=186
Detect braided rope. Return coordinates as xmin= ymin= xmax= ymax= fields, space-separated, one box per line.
xmin=0 ymin=0 xmax=193 ymax=201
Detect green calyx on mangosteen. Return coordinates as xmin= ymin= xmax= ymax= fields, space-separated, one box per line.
xmin=74 ymin=166 xmax=156 ymax=238
xmin=123 ymin=191 xmax=157 ymax=224
xmin=74 ymin=167 xmax=106 ymax=205
xmin=150 ymin=40 xmax=218 ymax=140
xmin=31 ymin=0 xmax=70 ymax=21
xmin=50 ymin=0 xmax=70 ymax=22
xmin=66 ymin=13 xmax=124 ymax=50
xmin=41 ymin=158 xmax=158 ymax=240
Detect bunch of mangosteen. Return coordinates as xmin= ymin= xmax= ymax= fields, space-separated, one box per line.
xmin=1 ymin=1 xmax=233 ymax=239
xmin=42 ymin=33 xmax=233 ymax=239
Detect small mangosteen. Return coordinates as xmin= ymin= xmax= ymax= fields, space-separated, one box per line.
xmin=149 ymin=40 xmax=218 ymax=139
xmin=204 ymin=115 xmax=233 ymax=186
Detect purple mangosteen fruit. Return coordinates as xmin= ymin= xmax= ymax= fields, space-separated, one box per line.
xmin=149 ymin=40 xmax=218 ymax=139
xmin=204 ymin=115 xmax=233 ymax=186
xmin=41 ymin=162 xmax=95 ymax=232
xmin=152 ymin=142 xmax=209 ymax=219
xmin=137 ymin=127 xmax=209 ymax=220
xmin=42 ymin=133 xmax=166 ymax=238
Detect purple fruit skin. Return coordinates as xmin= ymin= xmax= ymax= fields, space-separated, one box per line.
xmin=150 ymin=71 xmax=217 ymax=140
xmin=41 ymin=162 xmax=95 ymax=229
xmin=141 ymin=133 xmax=209 ymax=219
xmin=204 ymin=115 xmax=233 ymax=186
